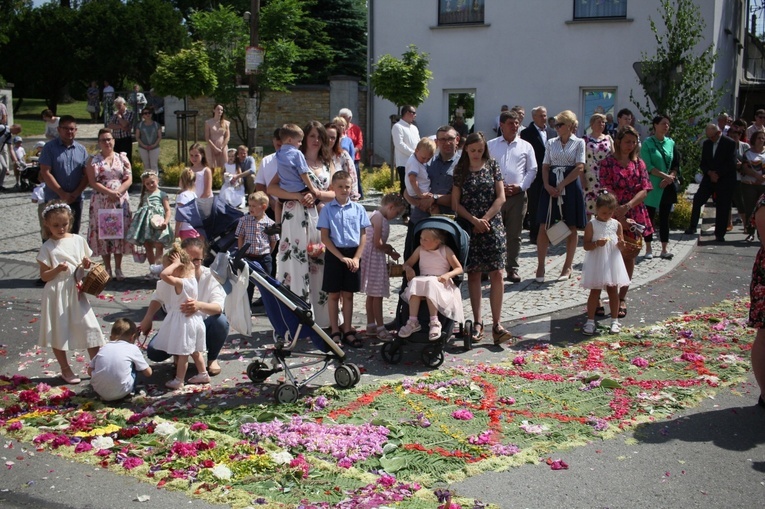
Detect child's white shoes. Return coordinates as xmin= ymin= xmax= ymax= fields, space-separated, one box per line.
xmin=582 ymin=321 xmax=596 ymax=336
xmin=165 ymin=378 xmax=184 ymax=390
xmin=428 ymin=319 xmax=442 ymax=341
xmin=397 ymin=319 xmax=421 ymax=338
xmin=609 ymin=320 xmax=621 ymax=334
xmin=188 ymin=372 xmax=211 ymax=384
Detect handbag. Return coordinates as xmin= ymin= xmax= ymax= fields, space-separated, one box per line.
xmin=387 ymin=257 xmax=404 ymax=277
xmin=545 ymin=196 xmax=571 ymax=246
xmin=86 ymin=104 xmax=96 ymax=113
xmin=97 ymin=208 xmax=125 ymax=240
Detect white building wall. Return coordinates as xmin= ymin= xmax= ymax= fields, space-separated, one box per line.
xmin=368 ymin=0 xmax=743 ymax=165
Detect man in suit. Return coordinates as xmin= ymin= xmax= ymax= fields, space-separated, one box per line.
xmin=685 ymin=123 xmax=738 ymax=242
xmin=520 ymin=106 xmax=556 ymax=244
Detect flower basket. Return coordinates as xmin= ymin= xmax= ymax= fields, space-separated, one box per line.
xmin=77 ymin=264 xmax=110 ymax=296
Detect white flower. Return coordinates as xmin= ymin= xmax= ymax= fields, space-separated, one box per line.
xmin=269 ymin=451 xmax=293 ymax=465
xmin=211 ymin=464 xmax=232 ymax=480
xmin=91 ymin=436 xmax=114 ymax=450
xmin=154 ymin=422 xmax=177 ymax=436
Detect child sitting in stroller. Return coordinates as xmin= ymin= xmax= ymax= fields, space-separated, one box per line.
xmin=399 ymin=228 xmax=464 ymax=340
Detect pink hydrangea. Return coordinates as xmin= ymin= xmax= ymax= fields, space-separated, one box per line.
xmin=122 ymin=457 xmax=144 ymax=470
xmin=74 ymin=441 xmax=93 ymax=454
xmin=512 ymin=356 xmax=525 ymax=366
xmin=190 ymin=422 xmax=208 ymax=432
xmin=680 ymin=352 xmax=705 ymax=362
xmin=451 ymin=409 xmax=474 ymax=420
xmin=631 ymin=357 xmax=649 ymax=368
xmin=6 ymin=421 xmax=22 ymax=432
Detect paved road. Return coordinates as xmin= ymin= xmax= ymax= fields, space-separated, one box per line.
xmin=0 ymin=164 xmax=762 ymax=508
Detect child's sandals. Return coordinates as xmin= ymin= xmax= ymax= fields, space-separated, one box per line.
xmin=376 ymin=328 xmax=394 ymax=343
xmin=397 ymin=319 xmax=421 ymax=338
xmin=428 ymin=319 xmax=442 ymax=341
xmin=342 ymin=331 xmax=364 ymax=348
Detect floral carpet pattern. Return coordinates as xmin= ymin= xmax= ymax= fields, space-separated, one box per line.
xmin=0 ymin=299 xmax=755 ymax=508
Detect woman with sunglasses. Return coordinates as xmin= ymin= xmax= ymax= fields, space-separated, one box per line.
xmin=135 ymin=106 xmax=162 ymax=171
xmin=535 ymin=110 xmax=586 ymax=283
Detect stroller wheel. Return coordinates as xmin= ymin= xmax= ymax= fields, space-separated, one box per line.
xmin=247 ymin=361 xmax=271 ymax=383
xmin=334 ymin=365 xmax=355 ymax=389
xmin=463 ymin=320 xmax=473 ymax=351
xmin=421 ymin=345 xmax=445 ymax=368
xmin=381 ymin=342 xmax=402 ymax=365
xmin=346 ymin=363 xmax=361 ymax=385
xmin=275 ymin=382 xmax=299 ymax=404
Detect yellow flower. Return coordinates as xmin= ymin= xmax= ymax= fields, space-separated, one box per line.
xmin=73 ymin=424 xmax=122 ymax=437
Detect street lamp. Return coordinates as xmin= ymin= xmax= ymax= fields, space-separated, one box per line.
xmin=243 ymin=1 xmax=260 ymax=150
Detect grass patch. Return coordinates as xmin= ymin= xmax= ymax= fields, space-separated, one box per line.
xmin=13 ymin=99 xmax=93 ymax=136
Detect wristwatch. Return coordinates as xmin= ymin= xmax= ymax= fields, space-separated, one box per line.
xmin=433 ymin=194 xmax=440 ymax=200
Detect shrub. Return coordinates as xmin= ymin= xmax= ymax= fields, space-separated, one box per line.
xmin=669 ymin=196 xmax=692 ymax=230
xmin=160 ymin=163 xmax=223 ymax=190
xmin=361 ymin=163 xmax=400 ymax=195
xmin=131 ymin=158 xmax=144 ymax=183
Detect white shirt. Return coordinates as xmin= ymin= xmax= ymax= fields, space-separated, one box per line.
xmin=391 ymin=119 xmax=420 ymax=167
xmin=487 ymin=135 xmax=538 ymax=191
xmin=151 ymin=267 xmax=225 ymax=317
xmin=404 ymin=153 xmax=430 ymax=196
xmin=254 ymin=153 xmax=278 ymax=187
xmin=90 ymin=340 xmax=149 ymax=401
xmin=536 ymin=124 xmax=548 ymax=145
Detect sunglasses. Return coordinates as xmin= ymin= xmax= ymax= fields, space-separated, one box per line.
xmin=555 ymin=123 xmax=566 ymax=129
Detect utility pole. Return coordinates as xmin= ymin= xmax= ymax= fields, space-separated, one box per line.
xmin=245 ymin=0 xmax=261 ymax=151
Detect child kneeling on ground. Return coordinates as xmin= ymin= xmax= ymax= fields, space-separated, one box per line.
xmin=89 ymin=318 xmax=152 ymax=401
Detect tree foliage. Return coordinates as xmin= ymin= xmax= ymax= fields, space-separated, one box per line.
xmin=151 ymin=42 xmax=218 ymax=99
xmin=305 ymin=0 xmax=367 ymax=82
xmin=370 ymin=45 xmax=433 ymax=110
xmin=630 ymin=0 xmax=723 ymax=183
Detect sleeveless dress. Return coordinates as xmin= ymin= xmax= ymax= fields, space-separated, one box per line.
xmin=402 ymin=245 xmax=465 ymax=323
xmin=126 ymin=190 xmax=172 ymax=247
xmin=580 ymin=217 xmax=631 ymax=290
xmin=749 ymin=193 xmax=765 ymax=328
xmin=37 ymin=235 xmax=105 ymax=350
xmin=359 ymin=210 xmax=390 ymax=297
xmin=87 ymin=152 xmax=132 ymax=256
xmin=583 ymin=135 xmax=612 ymax=214
xmin=194 ymin=167 xmax=214 ymax=218
xmin=150 ymin=278 xmax=206 ymax=355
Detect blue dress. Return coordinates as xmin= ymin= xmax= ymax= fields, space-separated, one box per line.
xmin=536 ymin=136 xmax=587 ymax=229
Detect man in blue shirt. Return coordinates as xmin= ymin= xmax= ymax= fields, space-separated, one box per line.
xmin=39 ymin=115 xmax=90 ymax=238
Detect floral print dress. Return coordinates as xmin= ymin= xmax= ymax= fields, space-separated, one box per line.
xmin=749 ymin=193 xmax=765 ymax=328
xmin=583 ymin=135 xmax=612 ymax=214
xmin=455 ymin=159 xmax=506 ymax=273
xmin=87 ymin=152 xmax=132 ymax=256
xmin=277 ymin=165 xmax=332 ymax=328
xmin=598 ymin=155 xmax=654 ymax=237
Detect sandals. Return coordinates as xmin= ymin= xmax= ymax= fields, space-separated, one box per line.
xmin=472 ymin=322 xmax=485 ymax=342
xmin=330 ymin=331 xmax=343 ymax=345
xmin=115 ymin=269 xmax=125 ymax=281
xmin=492 ymin=324 xmax=514 ymax=345
xmin=342 ymin=331 xmax=364 ymax=348
xmin=428 ymin=320 xmax=442 ymax=341
xmin=376 ymin=329 xmax=394 ymax=343
xmin=595 ymin=305 xmax=606 ymax=317
xmin=618 ymin=300 xmax=627 ymax=319
xmin=398 ymin=320 xmax=421 ymax=338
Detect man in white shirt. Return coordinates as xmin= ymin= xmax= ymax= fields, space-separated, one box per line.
xmin=747 ymin=109 xmax=765 ymax=141
xmin=391 ymin=105 xmax=420 ymax=197
xmin=488 ymin=111 xmax=537 ymax=283
xmin=520 ymin=106 xmax=555 ymax=244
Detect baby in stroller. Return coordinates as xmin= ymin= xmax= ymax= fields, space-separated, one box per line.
xmin=399 ymin=228 xmax=464 ymax=340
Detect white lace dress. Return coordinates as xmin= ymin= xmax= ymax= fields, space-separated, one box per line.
xmin=580 ymin=217 xmax=630 ymax=290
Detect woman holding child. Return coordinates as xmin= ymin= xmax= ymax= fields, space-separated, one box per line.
xmin=268 ymin=120 xmax=336 ymax=328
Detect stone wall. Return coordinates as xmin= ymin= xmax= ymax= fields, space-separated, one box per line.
xmin=178 ymin=80 xmax=367 ymax=159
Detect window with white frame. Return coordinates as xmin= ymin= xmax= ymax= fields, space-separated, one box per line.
xmin=574 ymin=0 xmax=627 ymax=20
xmin=439 ymin=0 xmax=485 ymax=25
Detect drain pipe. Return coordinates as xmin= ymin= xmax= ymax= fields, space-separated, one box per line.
xmin=367 ymin=0 xmax=374 ymax=167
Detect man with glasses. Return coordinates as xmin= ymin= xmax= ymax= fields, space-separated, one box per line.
xmin=747 ymin=109 xmax=765 ymax=142
xmin=392 ymin=105 xmax=420 ymax=203
xmin=38 ymin=115 xmax=89 ymax=238
xmin=521 ymin=106 xmax=556 ymax=244
xmin=489 ymin=111 xmax=537 ymax=283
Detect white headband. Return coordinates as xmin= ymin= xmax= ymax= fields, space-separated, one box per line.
xmin=141 ymin=171 xmax=158 ymax=179
xmin=42 ymin=202 xmax=72 ymax=217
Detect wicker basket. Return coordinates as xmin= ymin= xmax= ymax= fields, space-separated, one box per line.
xmin=619 ymin=234 xmax=643 ymax=260
xmin=388 ymin=259 xmax=405 ymax=278
xmin=78 ymin=263 xmax=110 ymax=296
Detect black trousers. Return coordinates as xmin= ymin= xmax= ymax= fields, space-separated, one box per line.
xmin=646 ymin=184 xmax=677 ymax=244
xmin=526 ymin=177 xmax=543 ymax=243
xmin=114 ymin=137 xmax=133 ymax=169
xmin=687 ymin=176 xmax=734 ymax=239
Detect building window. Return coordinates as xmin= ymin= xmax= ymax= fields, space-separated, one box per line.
xmin=581 ymin=88 xmax=616 ymax=135
xmin=439 ymin=0 xmax=485 ymax=25
xmin=574 ymin=0 xmax=627 ymax=20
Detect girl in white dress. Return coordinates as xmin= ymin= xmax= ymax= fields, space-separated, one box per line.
xmin=581 ymin=192 xmax=631 ymax=335
xmin=399 ymin=228 xmax=465 ymax=341
xmin=150 ymin=243 xmax=207 ymax=390
xmin=37 ymin=202 xmax=105 ymax=384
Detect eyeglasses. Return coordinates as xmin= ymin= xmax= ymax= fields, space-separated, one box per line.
xmin=407 ymin=110 xmax=417 ymax=115
xmin=555 ymin=123 xmax=566 ymax=129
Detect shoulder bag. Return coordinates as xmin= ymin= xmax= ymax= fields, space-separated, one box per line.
xmin=545 ymin=196 xmax=571 ymax=246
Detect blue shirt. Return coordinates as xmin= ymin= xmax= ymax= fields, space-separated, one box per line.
xmin=238 ymin=155 xmax=257 ymax=176
xmin=410 ymin=152 xmax=458 ymax=224
xmin=317 ymin=199 xmax=371 ymax=248
xmin=39 ymin=138 xmax=89 ymax=203
xmin=276 ymin=145 xmax=311 ymax=193
xmin=340 ymin=136 xmax=355 ymax=161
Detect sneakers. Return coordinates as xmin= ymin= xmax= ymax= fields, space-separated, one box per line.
xmin=609 ymin=321 xmax=621 ymax=334
xmin=165 ymin=378 xmax=184 ymax=390
xmin=582 ymin=321 xmax=596 ymax=336
xmin=397 ymin=319 xmax=421 ymax=338
xmin=188 ymin=372 xmax=211 ymax=384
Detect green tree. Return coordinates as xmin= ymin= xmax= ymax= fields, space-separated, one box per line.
xmin=151 ymin=42 xmax=218 ymax=99
xmin=305 ymin=0 xmax=367 ymax=82
xmin=630 ymin=0 xmax=723 ymax=184
xmin=370 ymin=44 xmax=433 ymax=110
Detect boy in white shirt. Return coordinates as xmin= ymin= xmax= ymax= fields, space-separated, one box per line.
xmin=404 ymin=137 xmax=436 ymax=199
xmin=89 ymin=318 xmax=152 ymax=401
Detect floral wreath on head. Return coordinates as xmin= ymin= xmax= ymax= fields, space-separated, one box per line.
xmin=141 ymin=171 xmax=158 ymax=180
xmin=42 ymin=202 xmax=72 ymax=217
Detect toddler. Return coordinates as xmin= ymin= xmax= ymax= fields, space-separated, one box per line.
xmin=150 ymin=243 xmax=208 ymax=390
xmin=236 ymin=191 xmax=279 ymax=303
xmin=12 ymin=136 xmax=25 ymax=189
xmin=126 ymin=171 xmax=172 ymax=275
xmin=37 ymin=201 xmax=105 ymax=384
xmin=224 ymin=148 xmax=237 ymax=174
xmin=359 ymin=193 xmax=407 ymax=342
xmin=175 ymin=167 xmax=199 ymax=239
xmin=399 ymin=228 xmax=464 ymax=340
xmin=276 ymin=123 xmax=320 ymax=198
xmin=88 ymin=318 xmax=152 ymax=401
xmin=581 ymin=191 xmax=631 ymax=335
xmin=405 ymin=137 xmax=436 ymax=199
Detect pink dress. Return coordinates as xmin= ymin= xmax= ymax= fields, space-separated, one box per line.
xmin=403 ymin=245 xmax=465 ymax=323
xmin=87 ymin=152 xmax=132 ymax=256
xmin=360 ymin=210 xmax=390 ymax=297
